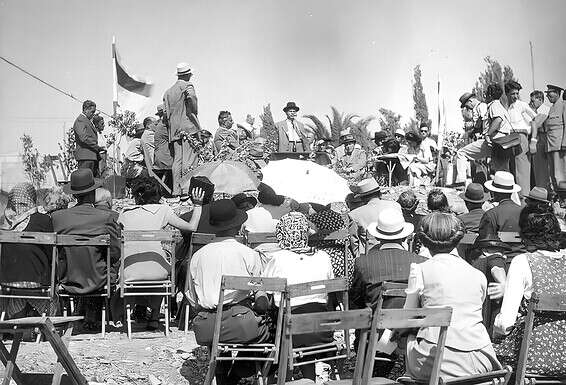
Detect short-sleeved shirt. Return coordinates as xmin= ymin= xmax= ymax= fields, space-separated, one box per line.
xmin=262 ymin=248 xmax=334 ymax=307
xmin=487 ymin=100 xmax=512 ymax=137
xmin=189 ymin=239 xmax=262 ymax=309
xmin=508 ymin=100 xmax=536 ymax=135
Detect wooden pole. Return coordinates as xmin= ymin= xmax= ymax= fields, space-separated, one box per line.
xmin=529 ymin=41 xmax=535 ymax=90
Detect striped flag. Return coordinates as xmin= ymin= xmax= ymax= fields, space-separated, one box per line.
xmin=112 ymin=37 xmax=153 ymax=118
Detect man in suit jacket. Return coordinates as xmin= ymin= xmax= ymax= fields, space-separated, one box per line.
xmin=52 ymin=169 xmax=121 ymax=297
xmin=458 ymin=183 xmax=490 ymax=233
xmin=275 ymin=102 xmax=311 ymax=152
xmin=73 ymin=100 xmax=104 ymax=177
xmin=163 ymin=63 xmax=199 ymax=195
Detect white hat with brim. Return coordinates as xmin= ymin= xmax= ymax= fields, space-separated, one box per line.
xmin=367 ymin=208 xmax=414 ymax=240
xmin=484 ymin=171 xmax=521 ymax=194
xmin=176 ymin=62 xmax=191 ymax=75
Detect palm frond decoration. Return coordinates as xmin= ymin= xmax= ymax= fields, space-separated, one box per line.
xmin=350 ymin=115 xmax=376 ymax=152
xmin=303 ymin=114 xmax=329 ymax=141
xmin=326 ymin=106 xmax=359 ymax=147
xmin=259 ymin=104 xmax=277 ymax=154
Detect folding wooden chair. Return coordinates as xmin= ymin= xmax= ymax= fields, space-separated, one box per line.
xmin=515 ymin=293 xmax=566 ymax=385
xmin=280 ymin=278 xmax=351 ymax=382
xmin=0 ymin=231 xmax=57 ymax=324
xmin=0 ymin=316 xmax=86 ymax=385
xmin=56 ymin=234 xmax=112 ymax=337
xmin=278 ymin=308 xmax=374 ymax=385
xmin=182 ymin=232 xmax=244 ymax=333
xmin=245 ymin=231 xmax=278 ymax=248
xmin=204 ymin=275 xmax=287 ymax=385
xmin=120 ymin=230 xmax=176 ymax=339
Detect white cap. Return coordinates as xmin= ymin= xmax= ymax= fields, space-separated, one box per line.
xmin=176 ymin=62 xmax=191 ymax=75
xmin=395 ymin=128 xmax=405 ymax=137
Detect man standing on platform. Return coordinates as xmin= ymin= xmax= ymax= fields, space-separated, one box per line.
xmin=275 ymin=102 xmax=310 ymax=152
xmin=73 ymin=100 xmax=105 ymax=177
xmin=153 ymin=104 xmax=173 ymax=191
xmin=529 ymin=90 xmax=551 ymax=188
xmin=530 ymin=85 xmax=566 ymax=189
xmin=163 ymin=63 xmax=199 ymax=195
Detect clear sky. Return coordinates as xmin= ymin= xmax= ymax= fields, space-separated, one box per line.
xmin=1 ymin=0 xmax=565 ymax=155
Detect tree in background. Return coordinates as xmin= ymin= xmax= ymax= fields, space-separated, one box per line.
xmin=472 ymin=56 xmax=518 ymax=101
xmin=326 ymin=106 xmax=357 ymax=146
xmin=303 ymin=114 xmax=329 ymax=142
xmin=58 ymin=127 xmax=77 ymax=176
xmin=378 ymin=108 xmax=402 ymax=137
xmin=350 ymin=116 xmax=376 ymax=152
xmin=259 ymin=104 xmax=278 ymax=154
xmin=20 ymin=134 xmax=50 ymax=188
xmin=412 ymin=65 xmax=430 ymax=127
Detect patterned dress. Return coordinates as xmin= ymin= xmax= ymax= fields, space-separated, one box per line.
xmin=494 ymin=252 xmax=566 ymax=376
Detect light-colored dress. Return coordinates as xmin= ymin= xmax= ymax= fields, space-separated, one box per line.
xmin=118 ymin=204 xmax=175 ymax=281
xmin=405 ymin=253 xmax=501 ymax=380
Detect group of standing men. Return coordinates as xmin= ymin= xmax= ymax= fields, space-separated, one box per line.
xmin=455 ymin=82 xmax=566 ymax=194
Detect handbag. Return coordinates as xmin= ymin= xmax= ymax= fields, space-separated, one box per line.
xmin=491 ymin=105 xmax=522 ymax=157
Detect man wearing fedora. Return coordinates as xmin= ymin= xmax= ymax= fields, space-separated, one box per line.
xmin=163 ymin=62 xmax=199 ymax=195
xmin=275 ymin=102 xmax=311 ymax=153
xmin=478 ymin=171 xmax=523 ymax=241
xmin=530 ymin=84 xmax=566 ymax=190
xmin=458 ymin=183 xmax=491 ymax=233
xmin=459 ymin=92 xmax=488 ymax=142
xmin=51 ymin=169 xmax=121 ymax=327
xmin=334 ymin=131 xmax=367 ymax=181
xmin=188 ymin=199 xmax=269 ymax=384
xmin=74 ymin=100 xmax=105 ymax=177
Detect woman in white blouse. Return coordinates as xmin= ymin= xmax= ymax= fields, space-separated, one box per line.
xmin=399 ymin=131 xmax=435 ymax=187
xmin=493 ymin=208 xmax=566 ymax=376
xmin=404 ymin=212 xmax=501 ymax=380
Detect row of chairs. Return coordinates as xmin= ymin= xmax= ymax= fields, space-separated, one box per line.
xmin=0 ymin=230 xmax=177 ymax=339
xmin=204 ymin=276 xmax=515 ymax=385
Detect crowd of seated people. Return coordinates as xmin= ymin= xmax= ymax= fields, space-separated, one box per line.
xmin=1 ymin=166 xmax=565 ymax=382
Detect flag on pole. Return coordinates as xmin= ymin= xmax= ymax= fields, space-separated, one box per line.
xmin=112 ymin=37 xmax=154 ymax=118
xmin=434 ymin=74 xmax=448 ymax=185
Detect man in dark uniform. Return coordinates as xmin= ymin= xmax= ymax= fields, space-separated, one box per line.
xmin=73 ymin=100 xmax=105 ymax=176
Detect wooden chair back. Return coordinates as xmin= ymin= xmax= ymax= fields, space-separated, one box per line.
xmin=515 ymin=293 xmax=566 ymax=385
xmin=497 ymin=231 xmax=521 ymax=244
xmin=363 ymin=306 xmax=453 ymax=385
xmin=279 ymin=309 xmax=373 ymax=385
xmin=205 ymin=275 xmax=287 ymax=385
xmin=0 ymin=231 xmax=58 ymax=301
xmin=244 ymin=231 xmax=277 ymax=247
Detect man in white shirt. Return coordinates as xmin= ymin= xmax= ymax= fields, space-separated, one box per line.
xmin=529 ymin=90 xmax=552 ymax=188
xmin=419 ymin=123 xmax=438 ymax=154
xmin=505 ymin=81 xmax=537 ymax=194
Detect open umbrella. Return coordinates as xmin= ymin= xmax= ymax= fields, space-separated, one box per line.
xmin=181 ymin=160 xmax=259 ymax=195
xmin=261 ymin=159 xmax=350 ymax=204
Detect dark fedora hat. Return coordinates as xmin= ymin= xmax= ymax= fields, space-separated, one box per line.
xmin=459 ymin=92 xmax=475 ymax=108
xmin=473 ymin=233 xmax=512 ymax=252
xmin=207 ymin=199 xmax=248 ymax=234
xmin=231 ymin=193 xmax=258 ymax=209
xmin=258 ymin=182 xmax=285 ymax=206
xmin=63 ymin=169 xmax=103 ymax=195
xmin=283 ymin=101 xmax=300 ymax=112
xmin=459 ymin=183 xmax=490 ymax=204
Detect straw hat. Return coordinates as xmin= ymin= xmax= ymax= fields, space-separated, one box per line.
xmin=176 ymin=62 xmax=191 ymax=76
xmin=367 ymin=208 xmax=414 ymax=240
xmin=484 ymin=171 xmax=521 ymax=194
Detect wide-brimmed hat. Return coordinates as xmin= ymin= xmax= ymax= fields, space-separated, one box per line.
xmin=459 ymin=92 xmax=475 ymax=108
xmin=484 ymin=171 xmax=521 ymax=194
xmin=258 ymin=182 xmax=285 ymax=206
xmin=374 ymin=131 xmax=388 ymax=142
xmin=231 ymin=193 xmax=258 ymax=209
xmin=545 ymin=84 xmax=564 ymax=94
xmin=473 ymin=233 xmax=512 ymax=252
xmin=63 ymin=169 xmax=103 ymax=195
xmin=176 ymin=62 xmax=191 ymax=76
xmin=283 ymin=102 xmax=300 ymax=112
xmin=351 ymin=178 xmax=381 ymax=198
xmin=459 ymin=183 xmax=490 ymax=203
xmin=207 ymin=199 xmax=248 ymax=234
xmin=367 ymin=208 xmax=414 ymax=240
xmin=394 ymin=128 xmax=405 ymax=137
xmin=525 ymin=186 xmax=549 ymax=203
xmin=339 ymin=133 xmax=356 ymax=145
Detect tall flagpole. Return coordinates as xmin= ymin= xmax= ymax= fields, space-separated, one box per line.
xmin=529 ymin=41 xmax=535 ymax=90
xmin=112 ymin=36 xmax=118 ymax=116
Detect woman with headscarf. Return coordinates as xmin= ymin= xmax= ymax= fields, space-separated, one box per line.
xmin=262 ymin=212 xmax=335 ymax=381
xmin=0 ymin=183 xmax=55 ymax=318
xmin=308 ymin=209 xmax=354 ymax=287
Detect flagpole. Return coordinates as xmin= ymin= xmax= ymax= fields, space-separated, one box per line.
xmin=434 ymin=74 xmax=443 ymax=186
xmin=529 ymin=41 xmax=535 ymax=90
xmin=112 ymin=36 xmax=118 ymax=116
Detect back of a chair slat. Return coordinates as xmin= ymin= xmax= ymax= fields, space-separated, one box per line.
xmin=0 ymin=231 xmax=57 ymax=245
xmin=459 ymin=232 xmax=478 ymax=245
xmin=498 ymin=231 xmax=521 ymax=244
xmin=288 ymin=309 xmax=372 ymax=335
xmin=222 ymin=275 xmax=287 ymax=292
xmin=245 ymin=232 xmax=277 ymax=246
xmin=287 ymin=277 xmax=347 ymax=298
xmin=382 ymin=281 xmax=408 ymax=298
xmin=533 ymin=293 xmax=566 ymax=312
xmin=191 ymin=233 xmax=245 ymax=245
xmin=320 ymin=229 xmax=349 ymax=241
xmin=375 ymin=307 xmax=452 ymax=329
xmin=56 ymin=234 xmax=110 ymax=246
xmin=123 ymin=230 xmax=175 ymax=242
